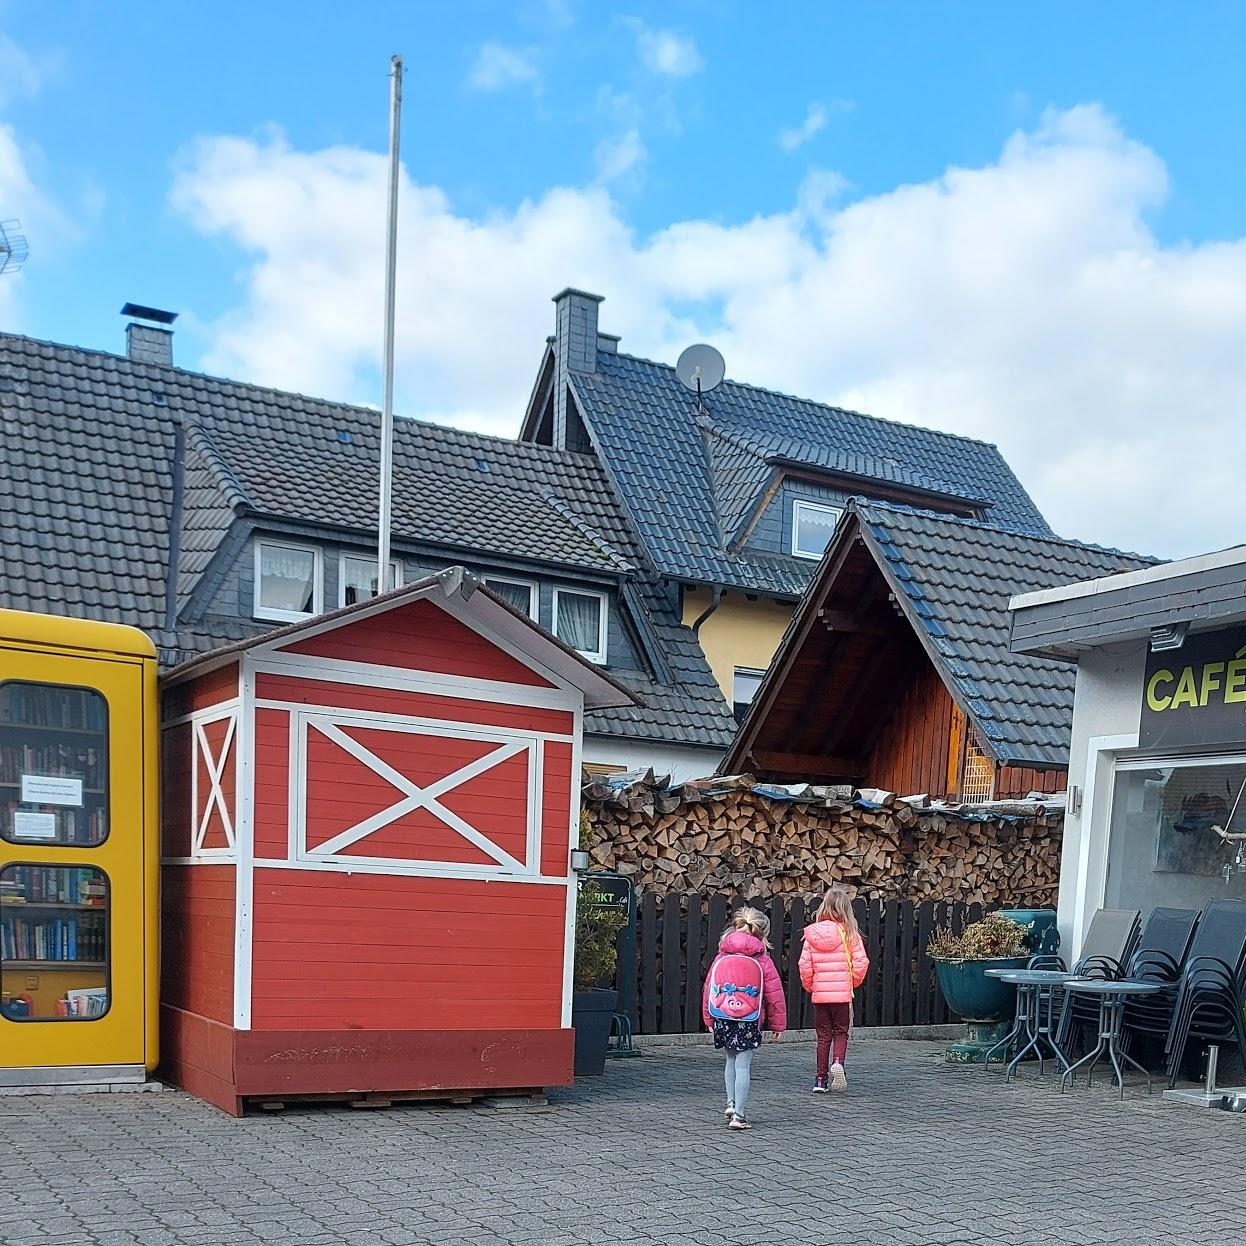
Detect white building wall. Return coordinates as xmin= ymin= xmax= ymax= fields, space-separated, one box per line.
xmin=1058 ymin=640 xmax=1147 ymax=958
xmin=583 ymin=735 xmax=722 ymax=784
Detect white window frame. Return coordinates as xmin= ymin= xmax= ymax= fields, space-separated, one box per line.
xmin=791 ymin=499 xmax=844 ymax=560
xmin=338 ymin=552 xmax=401 ymax=608
xmin=253 ymin=539 xmax=323 ymax=623
xmin=484 ymin=575 xmax=538 ymax=619
xmin=732 ymin=666 xmax=767 ymax=724
xmin=552 ymin=587 xmax=608 ymax=664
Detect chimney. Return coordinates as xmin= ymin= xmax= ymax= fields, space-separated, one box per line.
xmin=550 ymin=288 xmax=603 ymax=449
xmin=121 ymin=303 xmax=178 ymax=366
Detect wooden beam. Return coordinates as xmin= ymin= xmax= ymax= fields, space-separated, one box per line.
xmin=815 ymin=607 xmax=888 ymax=636
xmin=750 ymin=750 xmax=862 ymax=777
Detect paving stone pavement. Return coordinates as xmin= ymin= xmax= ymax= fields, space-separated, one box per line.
xmin=1 ymin=1039 xmax=1242 ymax=1246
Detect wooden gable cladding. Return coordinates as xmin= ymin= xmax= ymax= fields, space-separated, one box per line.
xmin=735 ymin=517 xmax=1068 ymax=800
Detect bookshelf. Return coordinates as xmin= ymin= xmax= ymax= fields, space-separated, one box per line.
xmin=1 ymin=864 xmax=108 ymax=1020
xmin=0 ymin=682 xmax=109 ymax=846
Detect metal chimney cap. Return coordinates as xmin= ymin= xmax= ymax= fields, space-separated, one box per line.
xmin=121 ymin=303 xmax=178 ymax=325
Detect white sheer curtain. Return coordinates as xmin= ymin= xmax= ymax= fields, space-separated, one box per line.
xmin=260 ymin=546 xmax=315 ymax=612
xmin=488 ymin=580 xmax=534 ymax=616
xmin=556 ymin=592 xmax=602 ymax=655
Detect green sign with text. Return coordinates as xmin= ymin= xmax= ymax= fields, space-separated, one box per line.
xmin=1140 ymin=625 xmax=1246 ymax=749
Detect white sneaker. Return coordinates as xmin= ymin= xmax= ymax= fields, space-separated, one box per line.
xmin=723 ymin=1103 xmax=735 ymax=1119
xmin=728 ymin=1114 xmax=752 ymax=1130
xmin=829 ymin=1062 xmax=847 ymax=1092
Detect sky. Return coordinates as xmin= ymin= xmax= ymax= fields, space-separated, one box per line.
xmin=3 ymin=2 xmax=1246 ymax=559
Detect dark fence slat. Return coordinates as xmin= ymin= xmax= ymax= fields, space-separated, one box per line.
xmin=660 ymin=893 xmax=682 ymax=1033
xmin=639 ymin=891 xmax=658 ymax=1034
xmin=898 ymin=899 xmax=915 ymax=1026
xmin=882 ymin=899 xmax=900 ymax=1027
xmin=916 ymin=900 xmax=935 ymax=1025
xmin=860 ymin=899 xmax=881 ymax=1026
xmin=786 ymin=896 xmax=808 ymax=1029
xmin=683 ymin=893 xmax=705 ymax=1033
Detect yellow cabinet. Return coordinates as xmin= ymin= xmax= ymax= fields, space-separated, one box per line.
xmin=0 ymin=610 xmax=158 ymax=1084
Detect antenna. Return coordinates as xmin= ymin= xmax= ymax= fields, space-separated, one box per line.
xmin=676 ymin=343 xmax=725 ymax=414
xmin=0 ymin=220 xmax=29 ymax=276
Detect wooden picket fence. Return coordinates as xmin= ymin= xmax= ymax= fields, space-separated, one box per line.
xmin=623 ymin=893 xmax=991 ymax=1034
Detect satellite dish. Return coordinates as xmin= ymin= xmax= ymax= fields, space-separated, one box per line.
xmin=676 ymin=344 xmax=726 ymax=402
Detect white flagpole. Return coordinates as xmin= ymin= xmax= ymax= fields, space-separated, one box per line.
xmin=377 ymin=53 xmax=403 ymax=593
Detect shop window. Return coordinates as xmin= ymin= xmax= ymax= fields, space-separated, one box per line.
xmin=554 ymin=589 xmax=608 ymax=663
xmin=484 ymin=576 xmax=537 ymax=619
xmin=792 ymin=500 xmax=843 ymax=560
xmin=0 ymin=865 xmax=109 ymax=1021
xmin=340 ymin=554 xmax=401 ymax=607
xmin=254 ymin=540 xmax=322 ymax=622
xmin=732 ymin=667 xmax=766 ymax=725
xmin=0 ymin=682 xmax=108 ymax=846
xmin=1106 ymin=757 xmax=1246 ymax=911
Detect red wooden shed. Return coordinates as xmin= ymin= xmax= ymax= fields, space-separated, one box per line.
xmin=158 ymin=568 xmax=633 ymax=1115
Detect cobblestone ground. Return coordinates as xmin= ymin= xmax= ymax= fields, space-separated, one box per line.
xmin=2 ymin=1038 xmax=1243 ymax=1246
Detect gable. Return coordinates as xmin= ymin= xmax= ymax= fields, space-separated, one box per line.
xmin=278 ymin=597 xmax=557 ymax=688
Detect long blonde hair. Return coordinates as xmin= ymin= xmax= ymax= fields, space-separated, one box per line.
xmin=722 ymin=906 xmax=771 ymax=949
xmin=814 ymin=887 xmax=859 ymax=943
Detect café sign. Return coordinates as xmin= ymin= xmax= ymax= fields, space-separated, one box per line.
xmin=1140 ymin=625 xmax=1246 ymax=749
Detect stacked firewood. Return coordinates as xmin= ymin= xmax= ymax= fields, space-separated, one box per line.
xmin=581 ymin=773 xmax=1063 ymax=905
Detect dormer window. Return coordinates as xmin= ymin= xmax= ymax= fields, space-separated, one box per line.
xmin=340 ymin=554 xmax=401 ymax=607
xmin=553 ymin=589 xmax=608 ymax=664
xmin=484 ymin=576 xmax=537 ymax=619
xmin=254 ymin=540 xmax=322 ymax=622
xmin=792 ymin=500 xmax=843 ymax=560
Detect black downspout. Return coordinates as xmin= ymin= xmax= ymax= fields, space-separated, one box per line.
xmin=691 ymin=585 xmax=723 ymax=636
xmin=164 ymin=419 xmax=186 ymax=646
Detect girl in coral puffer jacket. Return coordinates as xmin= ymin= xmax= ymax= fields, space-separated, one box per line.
xmin=702 ymin=907 xmax=787 ymax=1131
xmin=799 ymin=887 xmax=869 ymax=1093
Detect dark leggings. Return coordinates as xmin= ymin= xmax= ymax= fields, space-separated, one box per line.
xmin=814 ymin=1002 xmax=851 ymax=1077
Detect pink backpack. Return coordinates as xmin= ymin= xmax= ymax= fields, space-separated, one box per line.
xmin=707 ymin=952 xmax=765 ymax=1022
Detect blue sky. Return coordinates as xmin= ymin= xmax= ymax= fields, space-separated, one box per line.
xmin=3 ymin=2 xmax=1246 ymax=556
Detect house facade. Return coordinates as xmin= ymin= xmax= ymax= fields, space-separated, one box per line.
xmin=4 ymin=291 xmax=1054 ymax=781
xmin=520 ymin=289 xmax=1055 ymax=736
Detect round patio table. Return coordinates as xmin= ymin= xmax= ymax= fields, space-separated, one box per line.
xmin=1058 ymin=980 xmax=1163 ymax=1099
xmin=982 ymin=968 xmax=1078 ymax=1079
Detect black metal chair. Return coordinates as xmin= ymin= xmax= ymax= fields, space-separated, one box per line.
xmin=1056 ymin=908 xmax=1141 ymax=1053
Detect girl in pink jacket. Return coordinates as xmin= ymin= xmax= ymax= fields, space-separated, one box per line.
xmin=799 ymin=887 xmax=869 ymax=1093
xmin=702 ymin=907 xmax=787 ymax=1130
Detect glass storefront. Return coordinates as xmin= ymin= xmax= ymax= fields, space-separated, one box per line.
xmin=1105 ymin=754 xmax=1246 ymax=912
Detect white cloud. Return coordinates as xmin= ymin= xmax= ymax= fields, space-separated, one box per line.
xmin=779 ymin=103 xmax=828 ymax=152
xmin=633 ymin=25 xmax=702 ymax=78
xmin=172 ymin=105 xmax=1246 ymax=558
xmin=594 ymin=129 xmax=646 ymax=184
xmin=467 ymin=43 xmax=540 ymax=92
xmin=0 ymin=31 xmax=45 ymax=108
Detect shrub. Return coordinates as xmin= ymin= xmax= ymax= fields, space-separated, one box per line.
xmin=927 ymin=913 xmax=1027 ymax=962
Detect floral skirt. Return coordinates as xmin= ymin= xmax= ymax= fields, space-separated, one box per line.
xmin=712 ymin=1018 xmax=762 ymax=1052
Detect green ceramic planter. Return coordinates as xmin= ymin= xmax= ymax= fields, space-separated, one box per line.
xmin=935 ymin=956 xmax=1029 ymax=1064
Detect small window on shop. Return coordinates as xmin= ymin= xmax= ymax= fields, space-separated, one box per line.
xmin=0 ymin=865 xmax=109 ymax=1022
xmin=0 ymin=683 xmax=108 ymax=846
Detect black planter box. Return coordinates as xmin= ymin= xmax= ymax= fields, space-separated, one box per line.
xmin=571 ymin=988 xmax=618 ymax=1076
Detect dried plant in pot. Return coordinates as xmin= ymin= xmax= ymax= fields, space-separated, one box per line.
xmin=928 ymin=914 xmax=1030 ymax=1063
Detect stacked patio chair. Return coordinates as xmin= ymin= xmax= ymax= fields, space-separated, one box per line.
xmin=1055 ymin=908 xmax=1142 ymax=1054
xmin=1117 ymin=908 xmax=1201 ymax=1063
xmin=1156 ymin=899 xmax=1246 ymax=1087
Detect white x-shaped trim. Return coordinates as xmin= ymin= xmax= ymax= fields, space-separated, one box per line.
xmin=305 ymin=721 xmax=529 ymax=871
xmin=193 ymin=714 xmax=237 ymax=852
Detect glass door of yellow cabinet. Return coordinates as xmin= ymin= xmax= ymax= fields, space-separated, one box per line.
xmin=0 ymin=649 xmax=148 ymax=1076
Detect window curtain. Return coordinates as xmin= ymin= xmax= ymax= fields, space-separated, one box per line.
xmin=260 ymin=547 xmax=314 ymax=612
xmin=557 ymin=593 xmax=601 ymax=653
xmin=797 ymin=507 xmax=841 ymax=557
xmin=490 ymin=581 xmax=532 ymax=615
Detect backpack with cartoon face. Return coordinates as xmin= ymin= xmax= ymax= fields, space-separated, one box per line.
xmin=707 ymin=952 xmax=765 ymax=1022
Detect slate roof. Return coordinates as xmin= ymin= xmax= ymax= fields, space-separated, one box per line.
xmin=569 ymin=350 xmax=1052 ymax=594
xmin=0 ymin=331 xmax=733 ymax=750
xmin=855 ymin=502 xmax=1156 ymax=768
